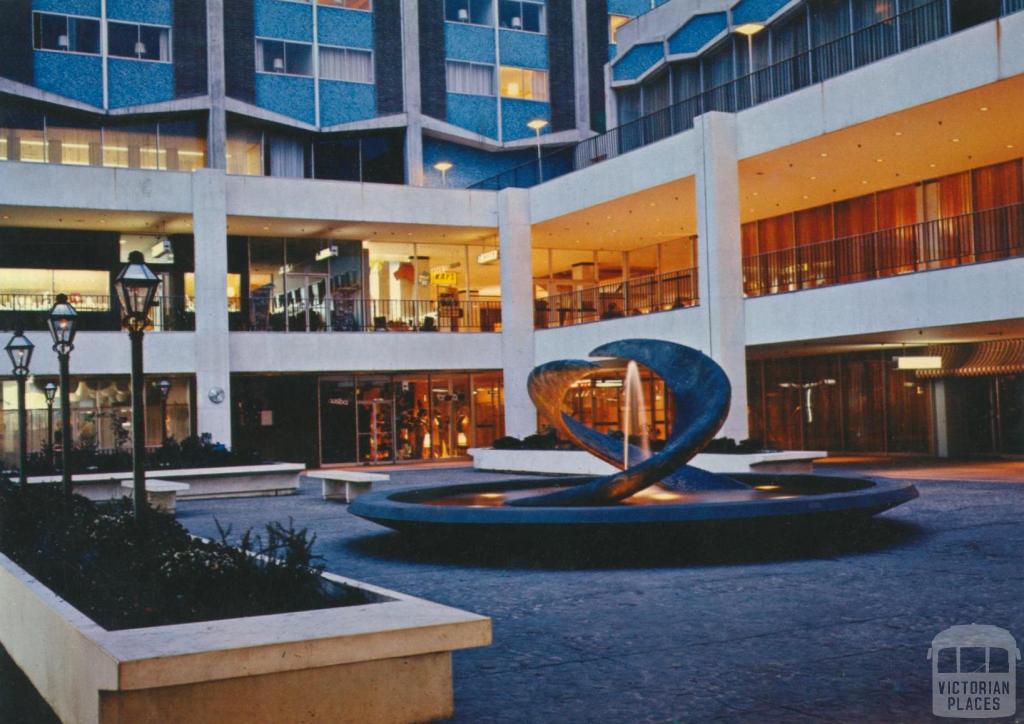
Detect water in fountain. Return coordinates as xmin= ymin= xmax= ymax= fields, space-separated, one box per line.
xmin=622 ymin=361 xmax=651 ymax=468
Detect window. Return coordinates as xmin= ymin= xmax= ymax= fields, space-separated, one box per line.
xmin=499 ymin=66 xmax=548 ymax=101
xmin=319 ymin=46 xmax=374 ymax=83
xmin=256 ymin=39 xmax=314 ymax=76
xmin=108 ymin=21 xmax=171 ymax=62
xmin=499 ymin=0 xmax=544 ymax=32
xmin=445 ymin=0 xmax=494 ymax=26
xmin=608 ymin=14 xmax=630 ymax=44
xmin=318 ymin=0 xmax=372 ymax=10
xmin=32 ymin=12 xmax=100 ymax=55
xmin=446 ymin=61 xmax=495 ymax=95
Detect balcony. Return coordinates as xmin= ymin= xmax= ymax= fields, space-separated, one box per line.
xmin=229 ymin=297 xmax=503 ymax=333
xmin=471 ymin=0 xmax=1024 ymax=190
xmin=534 ymin=267 xmax=699 ymax=329
xmin=0 ymin=293 xmax=195 ymax=332
xmin=743 ymin=202 xmax=1024 ymax=297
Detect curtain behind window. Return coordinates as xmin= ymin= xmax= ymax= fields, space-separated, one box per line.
xmin=268 ymin=135 xmax=305 ymax=178
xmin=446 ymin=61 xmax=494 ymax=95
xmin=320 ymin=47 xmax=373 ymax=83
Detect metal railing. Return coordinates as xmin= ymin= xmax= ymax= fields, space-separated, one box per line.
xmin=534 ymin=267 xmax=699 ymax=329
xmin=0 ymin=294 xmax=195 ymax=331
xmin=470 ymin=0 xmax=1018 ymax=190
xmin=230 ymin=297 xmax=503 ymax=332
xmin=743 ymin=202 xmax=1024 ymax=297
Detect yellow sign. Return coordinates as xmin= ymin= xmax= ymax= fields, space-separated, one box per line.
xmin=430 ymin=270 xmax=458 ymax=286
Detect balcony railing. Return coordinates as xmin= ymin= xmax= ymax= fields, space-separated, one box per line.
xmin=0 ymin=294 xmax=195 ymax=331
xmin=229 ymin=297 xmax=503 ymax=332
xmin=471 ymin=0 xmax=1020 ymax=190
xmin=743 ymin=202 xmax=1024 ymax=297
xmin=534 ymin=267 xmax=699 ymax=329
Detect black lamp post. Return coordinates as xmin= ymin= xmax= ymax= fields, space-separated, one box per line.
xmin=48 ymin=294 xmax=78 ymax=499
xmin=43 ymin=381 xmax=57 ymax=468
xmin=115 ymin=251 xmax=161 ymax=519
xmin=5 ymin=330 xmax=34 ymax=487
xmin=157 ymin=378 xmax=171 ymax=444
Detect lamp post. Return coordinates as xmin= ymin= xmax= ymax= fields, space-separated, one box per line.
xmin=5 ymin=330 xmax=34 ymax=488
xmin=433 ymin=161 xmax=453 ymax=188
xmin=157 ymin=378 xmax=171 ymax=444
xmin=48 ymin=295 xmax=78 ymax=499
xmin=734 ymin=23 xmax=765 ymax=106
xmin=115 ymin=251 xmax=161 ymax=519
xmin=43 ymin=381 xmax=57 ymax=468
xmin=527 ymin=119 xmax=548 ymax=182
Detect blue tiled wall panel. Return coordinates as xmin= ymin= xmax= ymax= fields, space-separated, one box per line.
xmin=33 ymin=0 xmax=100 ymax=16
xmin=501 ymin=97 xmax=547 ymax=141
xmin=108 ymin=58 xmax=174 ymax=107
xmin=667 ymin=12 xmax=727 ymax=55
xmin=498 ymin=30 xmax=547 ymax=68
xmin=107 ymin=0 xmax=173 ymax=25
xmin=255 ymin=73 xmax=316 ymax=123
xmin=319 ymin=79 xmax=376 ymax=125
xmin=318 ymin=6 xmax=373 ymax=49
xmin=731 ymin=0 xmax=791 ymax=25
xmin=33 ymin=51 xmax=102 ymax=106
xmin=423 ymin=136 xmax=534 ymax=187
xmin=607 ymin=0 xmax=648 ymax=17
xmin=447 ymin=93 xmax=498 ymax=138
xmin=445 ymin=22 xmax=495 ymax=63
xmin=608 ymin=43 xmax=617 ymax=61
xmin=254 ymin=0 xmax=312 ymax=42
xmin=611 ymin=42 xmax=662 ymax=81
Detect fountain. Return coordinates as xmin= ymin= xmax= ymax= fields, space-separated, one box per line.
xmin=350 ymin=340 xmax=918 ymax=536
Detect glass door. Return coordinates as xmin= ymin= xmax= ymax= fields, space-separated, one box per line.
xmin=356 ymin=376 xmax=394 ymax=463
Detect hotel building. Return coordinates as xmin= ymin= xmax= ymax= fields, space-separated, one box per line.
xmin=1 ymin=0 xmax=1023 ymax=466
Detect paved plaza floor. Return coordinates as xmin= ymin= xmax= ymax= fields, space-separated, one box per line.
xmin=3 ymin=460 xmax=1024 ymax=722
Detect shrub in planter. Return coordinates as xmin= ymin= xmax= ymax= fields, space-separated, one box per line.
xmin=0 ymin=480 xmax=366 ymax=630
xmin=702 ymin=437 xmax=767 ymax=454
xmin=492 ymin=436 xmax=523 ymax=450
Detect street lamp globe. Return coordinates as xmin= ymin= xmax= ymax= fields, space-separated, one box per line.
xmin=47 ymin=294 xmax=78 ymax=355
xmin=114 ymin=250 xmax=161 ymax=332
xmin=157 ymin=378 xmax=172 ymax=399
xmin=44 ymin=381 xmax=57 ymax=404
xmin=5 ymin=330 xmax=34 ymax=378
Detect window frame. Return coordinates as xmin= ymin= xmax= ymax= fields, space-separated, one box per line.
xmin=444 ymin=0 xmax=495 ymax=28
xmin=31 ymin=11 xmax=102 ymax=57
xmin=317 ymin=0 xmax=374 ymax=12
xmin=255 ymin=37 xmax=316 ymax=78
xmin=318 ymin=44 xmax=375 ymax=84
xmin=498 ymin=65 xmax=549 ymax=101
xmin=106 ymin=19 xmax=173 ymax=64
xmin=498 ymin=0 xmax=546 ymax=34
xmin=445 ymin=59 xmax=497 ymax=96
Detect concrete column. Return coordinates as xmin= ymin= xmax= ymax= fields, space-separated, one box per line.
xmin=694 ymin=112 xmax=749 ymax=440
xmin=191 ymin=170 xmax=232 ymax=445
xmin=571 ymin=0 xmax=590 ymax=135
xmin=932 ymin=379 xmax=951 ymax=457
xmin=206 ymin=0 xmax=227 ymax=170
xmin=497 ymin=188 xmax=537 ymax=438
xmin=401 ymin=0 xmax=425 ymax=186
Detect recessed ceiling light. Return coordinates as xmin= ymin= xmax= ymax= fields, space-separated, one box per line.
xmin=952 ymin=138 xmax=960 ymax=143
xmin=1007 ymin=144 xmax=1015 ymax=149
xmin=876 ymin=158 xmax=883 ymax=163
xmin=0 ymin=215 xmax=9 ymax=220
xmin=861 ymin=180 xmax=868 ymax=184
xmin=752 ymin=192 xmax=759 ymax=196
xmin=810 ymin=175 xmax=817 ymax=180
xmin=802 ymin=195 xmax=809 ymax=200
xmin=929 ymin=163 xmax=937 ymax=168
xmin=979 ymin=106 xmax=989 ymax=111
xmin=820 ymin=152 xmax=828 ymax=157
xmin=894 ymin=131 xmax=903 ymax=136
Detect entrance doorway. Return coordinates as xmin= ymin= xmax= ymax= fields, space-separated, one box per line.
xmin=945 ymin=374 xmax=1024 ymax=456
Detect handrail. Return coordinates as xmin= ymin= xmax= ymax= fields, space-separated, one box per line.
xmin=743 ymin=202 xmax=1024 ymax=296
xmin=469 ymin=0 xmax=1015 ymax=190
xmin=229 ymin=297 xmax=503 ymax=332
xmin=534 ymin=267 xmax=699 ymax=329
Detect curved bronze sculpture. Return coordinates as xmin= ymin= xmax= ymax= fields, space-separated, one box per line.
xmin=512 ymin=339 xmax=746 ymax=507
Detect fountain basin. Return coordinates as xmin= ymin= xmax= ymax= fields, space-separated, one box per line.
xmin=349 ymin=474 xmax=919 ymax=535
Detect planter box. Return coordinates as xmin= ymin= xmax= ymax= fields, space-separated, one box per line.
xmin=0 ymin=552 xmax=490 ymax=724
xmin=28 ymin=463 xmax=304 ymax=501
xmin=468 ymin=448 xmax=826 ymax=475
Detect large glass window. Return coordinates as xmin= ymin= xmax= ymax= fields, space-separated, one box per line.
xmin=445 ymin=0 xmax=494 ymax=26
xmin=499 ymin=0 xmax=544 ymax=32
xmin=108 ymin=21 xmax=171 ymax=62
xmin=256 ymin=39 xmax=314 ymax=76
xmin=319 ymin=46 xmax=374 ymax=83
xmin=32 ymin=12 xmax=100 ymax=55
xmin=446 ymin=61 xmax=495 ymax=95
xmin=499 ymin=66 xmax=548 ymax=101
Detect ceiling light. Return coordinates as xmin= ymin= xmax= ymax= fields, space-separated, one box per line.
xmin=810 ymin=175 xmax=817 ymax=180
xmin=979 ymin=106 xmax=989 ymax=111
xmin=929 ymin=163 xmax=936 ymax=168
xmin=1007 ymin=144 xmax=1015 ymax=149
xmin=820 ymin=152 xmax=828 ymax=157
xmin=951 ymin=138 xmax=960 ymax=143
xmin=893 ymin=356 xmax=942 ymax=370
xmin=894 ymin=131 xmax=903 ymax=136
xmin=876 ymin=158 xmax=883 ymax=163
xmin=861 ymin=180 xmax=868 ymax=184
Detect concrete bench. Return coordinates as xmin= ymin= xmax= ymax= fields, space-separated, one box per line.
xmin=120 ymin=479 xmax=192 ymax=514
xmin=304 ymin=470 xmax=390 ymax=503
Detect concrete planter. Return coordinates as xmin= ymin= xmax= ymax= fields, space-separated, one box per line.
xmin=468 ymin=448 xmax=826 ymax=475
xmin=0 ymin=552 xmax=490 ymax=724
xmin=28 ymin=463 xmax=305 ymax=501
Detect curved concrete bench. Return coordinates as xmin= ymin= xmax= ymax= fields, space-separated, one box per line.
xmin=120 ymin=479 xmax=191 ymax=514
